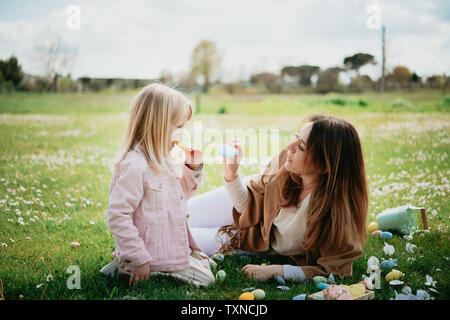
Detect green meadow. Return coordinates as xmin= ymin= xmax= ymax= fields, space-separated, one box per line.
xmin=0 ymin=90 xmax=449 ymax=300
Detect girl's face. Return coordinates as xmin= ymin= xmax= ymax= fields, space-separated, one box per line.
xmin=284 ymin=122 xmax=314 ymax=175
xmin=169 ymin=119 xmax=187 ymax=150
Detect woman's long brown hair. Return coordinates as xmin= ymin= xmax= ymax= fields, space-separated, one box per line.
xmin=278 ymin=114 xmax=368 ymax=252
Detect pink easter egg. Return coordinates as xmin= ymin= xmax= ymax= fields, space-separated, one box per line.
xmin=371 ymin=230 xmax=382 ymax=237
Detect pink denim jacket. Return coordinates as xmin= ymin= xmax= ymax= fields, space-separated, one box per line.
xmin=107 ymin=143 xmax=202 ymax=272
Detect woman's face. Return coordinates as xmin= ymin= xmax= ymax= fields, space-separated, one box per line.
xmin=284 ymin=122 xmax=314 ymax=175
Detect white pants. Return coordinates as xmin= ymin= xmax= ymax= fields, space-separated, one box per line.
xmin=187 ymin=175 xmax=257 ymax=256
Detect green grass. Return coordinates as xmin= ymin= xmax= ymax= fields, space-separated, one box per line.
xmin=0 ymin=90 xmax=449 ymax=300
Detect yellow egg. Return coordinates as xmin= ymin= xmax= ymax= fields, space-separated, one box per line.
xmin=238 ymin=292 xmax=255 ymax=300
xmin=367 ymin=222 xmax=379 ymax=233
xmin=343 ymin=283 xmax=366 ymax=298
xmin=385 ymin=269 xmax=403 ymax=282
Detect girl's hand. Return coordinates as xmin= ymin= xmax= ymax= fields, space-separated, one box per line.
xmin=222 ymin=140 xmax=243 ymax=182
xmin=185 ymin=148 xmax=203 ymax=168
xmin=129 ymin=262 xmax=151 ymax=286
xmin=241 ymin=264 xmax=283 ymax=282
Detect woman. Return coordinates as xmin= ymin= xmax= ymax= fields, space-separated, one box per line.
xmin=188 ymin=114 xmax=368 ymax=281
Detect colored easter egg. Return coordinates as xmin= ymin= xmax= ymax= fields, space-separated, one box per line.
xmin=238 ymin=292 xmax=255 ymax=300
xmin=218 ymin=144 xmax=238 ymax=158
xmin=274 ymin=275 xmax=286 ymax=285
xmin=215 ymin=270 xmax=226 ymax=282
xmin=70 ymin=241 xmax=80 ymax=248
xmin=363 ymin=279 xmax=374 ymax=290
xmin=371 ymin=230 xmax=382 ymax=237
xmin=368 ymin=222 xmax=379 ymax=233
xmin=381 ymin=260 xmax=395 ymax=271
xmin=277 ymin=285 xmax=290 ymax=291
xmin=380 ymin=231 xmax=393 ymax=240
xmin=251 ymin=289 xmax=265 ymax=300
xmin=212 ymin=253 xmax=224 ymax=261
xmin=385 ymin=269 xmax=403 ymax=282
xmin=292 ymin=294 xmax=307 ymax=300
xmin=317 ymin=283 xmax=329 ymax=290
xmin=389 ymin=280 xmax=404 ymax=286
xmin=313 ymin=276 xmax=328 ymax=285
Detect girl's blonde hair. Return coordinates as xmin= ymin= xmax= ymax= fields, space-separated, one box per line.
xmin=111 ymin=82 xmax=192 ymax=177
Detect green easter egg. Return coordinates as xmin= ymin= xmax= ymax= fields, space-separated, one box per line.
xmin=251 ymin=289 xmax=265 ymax=300
xmin=313 ymin=276 xmax=328 ymax=285
xmin=216 ymin=270 xmax=226 ymax=282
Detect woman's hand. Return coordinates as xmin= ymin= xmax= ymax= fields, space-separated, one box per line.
xmin=241 ymin=264 xmax=284 ymax=282
xmin=222 ymin=140 xmax=243 ymax=182
xmin=129 ymin=262 xmax=151 ymax=286
xmin=185 ymin=148 xmax=203 ymax=168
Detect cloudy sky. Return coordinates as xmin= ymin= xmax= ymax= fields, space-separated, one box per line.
xmin=0 ymin=0 xmax=449 ymax=81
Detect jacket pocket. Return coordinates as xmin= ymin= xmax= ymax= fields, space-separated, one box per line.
xmin=144 ymin=180 xmax=167 ymax=209
xmin=144 ymin=224 xmax=158 ymax=262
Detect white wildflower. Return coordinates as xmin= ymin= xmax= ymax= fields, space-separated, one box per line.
xmin=383 ymin=242 xmax=395 ymax=256
xmin=405 ymin=242 xmax=417 ymax=253
xmin=425 ymin=275 xmax=437 ymax=287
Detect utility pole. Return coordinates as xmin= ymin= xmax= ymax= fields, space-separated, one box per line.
xmin=380 ymin=25 xmax=386 ymax=94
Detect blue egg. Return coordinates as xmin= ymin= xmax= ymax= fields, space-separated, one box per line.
xmin=381 ymin=260 xmax=395 ymax=271
xmin=218 ymin=144 xmax=238 ymax=158
xmin=292 ymin=294 xmax=307 ymax=300
xmin=274 ymin=275 xmax=286 ymax=285
xmin=316 ymin=283 xmax=329 ymax=290
xmin=380 ymin=231 xmax=393 ymax=240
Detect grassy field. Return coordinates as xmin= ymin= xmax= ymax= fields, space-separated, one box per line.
xmin=0 ymin=90 xmax=449 ymax=300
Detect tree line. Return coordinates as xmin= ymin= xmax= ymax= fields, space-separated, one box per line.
xmin=0 ymin=40 xmax=448 ymax=94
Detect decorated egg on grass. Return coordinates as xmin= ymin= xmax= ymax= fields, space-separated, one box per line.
xmin=368 ymin=222 xmax=379 ymax=233
xmin=215 ymin=270 xmax=226 ymax=282
xmin=277 ymin=285 xmax=290 ymax=291
xmin=313 ymin=276 xmax=328 ymax=285
xmin=292 ymin=294 xmax=307 ymax=300
xmin=274 ymin=275 xmax=286 ymax=285
xmin=385 ymin=270 xmax=403 ymax=283
xmin=380 ymin=231 xmax=393 ymax=240
xmin=251 ymin=289 xmax=265 ymax=300
xmin=317 ymin=283 xmax=329 ymax=290
xmin=371 ymin=230 xmax=382 ymax=237
xmin=385 ymin=269 xmax=403 ymax=282
xmin=381 ymin=260 xmax=395 ymax=271
xmin=70 ymin=241 xmax=80 ymax=248
xmin=362 ymin=279 xmax=374 ymax=290
xmin=238 ymin=292 xmax=255 ymax=300
xmin=212 ymin=253 xmax=224 ymax=261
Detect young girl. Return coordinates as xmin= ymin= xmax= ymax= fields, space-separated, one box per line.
xmin=101 ymin=83 xmax=216 ymax=288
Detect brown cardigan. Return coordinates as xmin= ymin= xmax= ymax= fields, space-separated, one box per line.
xmin=223 ymin=148 xmax=364 ymax=279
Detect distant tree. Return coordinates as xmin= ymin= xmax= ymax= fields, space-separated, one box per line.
xmin=317 ymin=67 xmax=344 ymax=93
xmin=281 ymin=65 xmax=320 ymax=87
xmin=411 ymin=72 xmax=421 ymax=83
xmin=159 ymin=69 xmax=174 ymax=84
xmin=0 ymin=56 xmax=24 ymax=88
xmin=34 ymin=28 xmax=77 ymax=92
xmin=391 ymin=66 xmax=411 ymax=84
xmin=343 ymin=53 xmax=376 ymax=77
xmin=190 ymin=40 xmax=222 ymax=93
